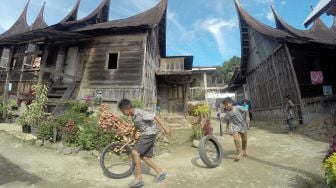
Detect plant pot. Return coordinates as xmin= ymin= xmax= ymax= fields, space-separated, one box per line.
xmin=31 ymin=126 xmax=38 ymax=136
xmin=22 ymin=124 xmax=31 ymax=133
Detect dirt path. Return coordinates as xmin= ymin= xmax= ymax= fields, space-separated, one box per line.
xmin=0 ymin=121 xmax=328 ymax=188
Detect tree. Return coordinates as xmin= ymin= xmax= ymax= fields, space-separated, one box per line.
xmin=216 ymin=56 xmax=241 ymax=84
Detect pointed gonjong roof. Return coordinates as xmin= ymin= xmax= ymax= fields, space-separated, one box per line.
xmin=271 ymin=6 xmax=336 ymax=44
xmin=60 ymin=0 xmax=80 ymax=23
xmin=52 ymin=0 xmax=111 ymax=31
xmin=234 ymin=0 xmax=292 ymax=39
xmin=30 ymin=1 xmax=48 ymax=30
xmin=75 ymin=0 xmax=167 ymax=32
xmin=0 ymin=0 xmax=168 ymax=52
xmin=0 ymin=0 xmax=30 ymax=39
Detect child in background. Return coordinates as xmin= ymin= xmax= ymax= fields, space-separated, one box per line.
xmin=242 ymin=99 xmax=251 ymax=129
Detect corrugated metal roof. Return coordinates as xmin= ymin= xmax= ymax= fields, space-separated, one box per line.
xmin=304 ymin=0 xmax=336 ymax=27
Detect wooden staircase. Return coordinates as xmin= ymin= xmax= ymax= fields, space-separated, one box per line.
xmin=46 ymin=81 xmax=78 ymax=115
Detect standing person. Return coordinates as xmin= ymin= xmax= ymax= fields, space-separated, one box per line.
xmin=241 ymin=99 xmax=251 ymax=129
xmin=215 ymin=100 xmax=221 ymax=118
xmin=118 ymin=99 xmax=171 ymax=188
xmin=285 ymin=95 xmax=295 ymax=134
xmin=223 ymin=97 xmax=249 ymax=161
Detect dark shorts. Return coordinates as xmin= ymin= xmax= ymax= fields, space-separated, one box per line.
xmin=134 ymin=135 xmax=156 ymax=158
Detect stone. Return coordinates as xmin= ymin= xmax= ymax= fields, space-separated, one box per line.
xmin=35 ymin=140 xmax=43 ymax=147
xmin=92 ymin=150 xmax=100 ymax=157
xmin=24 ymin=138 xmax=36 ymax=145
xmin=72 ymin=147 xmax=81 ymax=154
xmin=56 ymin=143 xmax=65 ymax=151
xmin=192 ymin=139 xmax=200 ymax=148
xmin=43 ymin=140 xmax=52 ymax=148
xmin=77 ymin=150 xmax=90 ymax=159
xmin=62 ymin=147 xmax=72 ymax=155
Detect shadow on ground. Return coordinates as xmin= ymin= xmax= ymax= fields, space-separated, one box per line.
xmin=0 ymin=155 xmax=42 ymax=185
xmin=247 ymin=155 xmax=323 ymax=186
xmin=250 ymin=120 xmax=332 ymax=143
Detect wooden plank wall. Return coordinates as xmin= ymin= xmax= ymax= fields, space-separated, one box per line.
xmin=302 ymin=96 xmax=336 ymax=122
xmin=247 ymin=46 xmax=300 ymax=123
xmin=159 ymin=58 xmax=184 ymax=72
xmin=78 ymin=34 xmax=146 ymax=101
xmin=142 ymin=29 xmax=160 ymax=109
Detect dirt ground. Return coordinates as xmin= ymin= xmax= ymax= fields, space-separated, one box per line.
xmin=0 ymin=120 xmax=328 ymax=188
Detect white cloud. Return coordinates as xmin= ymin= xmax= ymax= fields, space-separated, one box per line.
xmin=266 ymin=9 xmax=274 ymax=22
xmin=197 ymin=18 xmax=237 ymax=56
xmin=167 ymin=10 xmax=196 ymax=41
xmin=281 ymin=0 xmax=286 ymax=6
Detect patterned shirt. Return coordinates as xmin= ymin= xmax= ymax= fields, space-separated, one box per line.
xmin=224 ymin=106 xmax=248 ymax=134
xmin=132 ymin=109 xmax=157 ymax=135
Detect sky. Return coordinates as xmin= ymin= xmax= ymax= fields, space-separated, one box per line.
xmin=0 ymin=0 xmax=333 ymax=67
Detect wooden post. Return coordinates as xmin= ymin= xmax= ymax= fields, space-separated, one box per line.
xmin=16 ymin=55 xmax=27 ymax=97
xmin=38 ymin=42 xmax=50 ymax=84
xmin=2 ymin=45 xmax=15 ymax=119
xmin=284 ymin=44 xmax=304 ymax=124
xmin=203 ymin=72 xmax=208 ymax=105
xmin=54 ymin=46 xmax=66 ymax=84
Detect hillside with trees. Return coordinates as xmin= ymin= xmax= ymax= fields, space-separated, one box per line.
xmin=215 ymin=56 xmax=241 ymax=84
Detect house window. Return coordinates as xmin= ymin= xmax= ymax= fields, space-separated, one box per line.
xmin=107 ymin=53 xmax=119 ymax=69
xmin=0 ymin=48 xmax=10 ymax=68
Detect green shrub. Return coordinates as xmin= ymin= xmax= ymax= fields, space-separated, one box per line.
xmin=60 ymin=121 xmax=79 ymax=145
xmin=56 ymin=102 xmax=90 ymax=146
xmin=18 ymin=84 xmax=48 ymax=127
xmin=8 ymin=99 xmax=18 ymax=110
xmin=78 ymin=116 xmax=116 ymax=151
xmin=37 ymin=117 xmax=60 ymax=142
xmin=132 ymin=100 xmax=144 ymax=108
xmin=95 ymin=129 xmax=116 ymax=151
xmin=57 ymin=110 xmax=86 ymax=126
xmin=70 ymin=102 xmax=88 ymax=113
xmin=0 ymin=103 xmax=4 ymax=118
xmin=78 ymin=117 xmax=99 ymax=150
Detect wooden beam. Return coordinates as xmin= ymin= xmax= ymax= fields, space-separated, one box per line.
xmin=2 ymin=45 xmax=15 ymax=119
xmin=16 ymin=55 xmax=27 ymax=97
xmin=38 ymin=42 xmax=50 ymax=84
xmin=284 ymin=43 xmax=304 ymax=124
xmin=13 ymin=50 xmax=42 ymax=58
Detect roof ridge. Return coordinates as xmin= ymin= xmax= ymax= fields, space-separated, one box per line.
xmin=0 ymin=0 xmax=30 ymax=39
xmin=30 ymin=1 xmax=48 ymax=30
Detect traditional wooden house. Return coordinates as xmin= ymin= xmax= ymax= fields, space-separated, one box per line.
xmin=228 ymin=0 xmax=336 ymax=123
xmin=0 ymin=0 xmax=193 ymax=117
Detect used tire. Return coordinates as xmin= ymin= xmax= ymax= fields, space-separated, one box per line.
xmin=198 ymin=135 xmax=223 ymax=168
xmin=100 ymin=142 xmax=135 ymax=179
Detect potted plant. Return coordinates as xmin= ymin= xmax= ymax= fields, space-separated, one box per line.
xmin=18 ymin=112 xmax=31 ymax=133
xmin=18 ymin=84 xmax=48 ymax=134
xmin=190 ymin=104 xmax=211 ymax=147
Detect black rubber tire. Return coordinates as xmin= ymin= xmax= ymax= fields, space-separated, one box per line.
xmin=100 ymin=142 xmax=135 ymax=179
xmin=198 ymin=135 xmax=223 ymax=168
